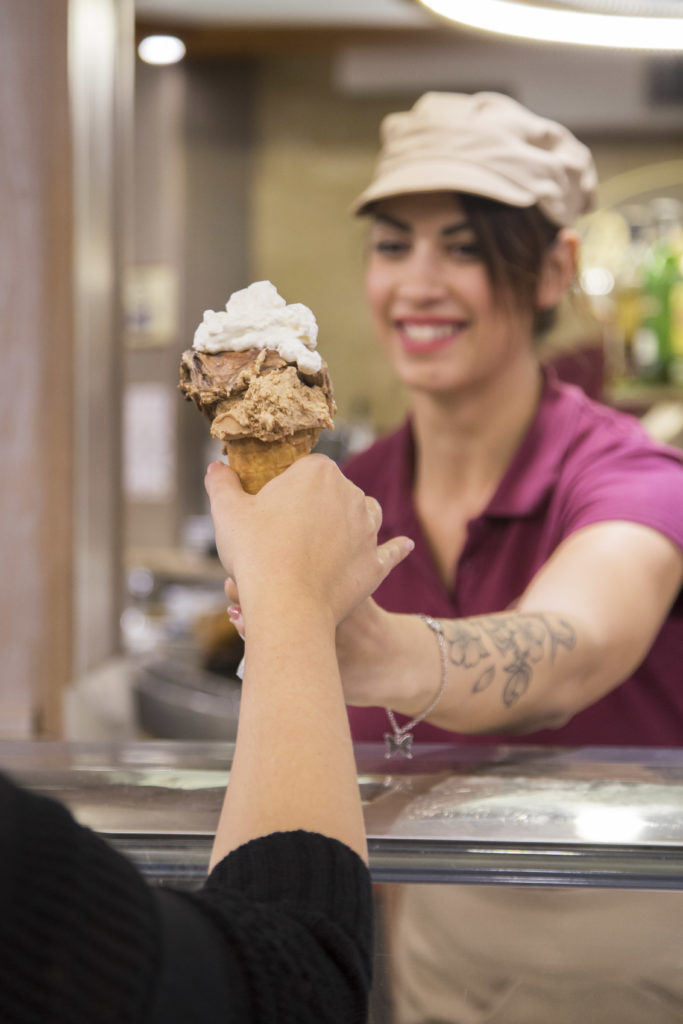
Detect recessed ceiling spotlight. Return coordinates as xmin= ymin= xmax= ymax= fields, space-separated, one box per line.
xmin=137 ymin=35 xmax=186 ymax=66
xmin=416 ymin=0 xmax=683 ymax=50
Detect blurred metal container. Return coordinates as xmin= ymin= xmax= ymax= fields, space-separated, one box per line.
xmin=133 ymin=657 xmax=241 ymax=740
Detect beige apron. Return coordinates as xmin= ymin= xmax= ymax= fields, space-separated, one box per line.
xmin=390 ymin=884 xmax=683 ymax=1024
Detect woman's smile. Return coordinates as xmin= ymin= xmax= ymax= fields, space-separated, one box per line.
xmin=395 ymin=318 xmax=469 ymax=355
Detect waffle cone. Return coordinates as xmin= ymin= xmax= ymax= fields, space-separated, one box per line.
xmin=224 ymin=429 xmax=320 ymax=494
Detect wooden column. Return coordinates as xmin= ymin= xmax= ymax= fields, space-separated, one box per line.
xmin=0 ymin=0 xmax=73 ymax=737
xmin=0 ymin=0 xmax=133 ymax=737
xmin=70 ymin=0 xmax=133 ymax=683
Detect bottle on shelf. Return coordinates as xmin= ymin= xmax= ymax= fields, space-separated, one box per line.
xmin=632 ymin=197 xmax=683 ymax=384
xmin=612 ymin=206 xmax=653 ymax=381
xmin=668 ymin=231 xmax=683 ymax=386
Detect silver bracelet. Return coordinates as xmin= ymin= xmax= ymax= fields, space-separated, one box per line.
xmin=384 ymin=614 xmax=448 ymax=759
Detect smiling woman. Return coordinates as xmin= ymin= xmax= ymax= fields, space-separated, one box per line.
xmin=342 ymin=91 xmax=683 ymax=749
xmin=338 ymin=88 xmax=683 ymax=1023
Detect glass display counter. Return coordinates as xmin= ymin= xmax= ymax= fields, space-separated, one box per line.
xmin=5 ymin=739 xmax=683 ymax=891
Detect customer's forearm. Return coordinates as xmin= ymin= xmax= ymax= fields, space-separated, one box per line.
xmin=210 ymin=599 xmax=367 ymax=870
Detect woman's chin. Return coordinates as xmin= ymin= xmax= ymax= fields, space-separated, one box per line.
xmin=397 ymin=367 xmax=469 ymax=398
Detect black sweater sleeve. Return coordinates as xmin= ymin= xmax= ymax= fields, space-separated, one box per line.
xmin=0 ymin=773 xmax=161 ymax=1024
xmin=181 ymin=831 xmax=373 ymax=1024
xmin=0 ymin=774 xmax=373 ymax=1024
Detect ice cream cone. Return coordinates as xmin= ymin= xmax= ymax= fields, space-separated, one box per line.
xmin=181 ymin=284 xmax=335 ymax=492
xmin=224 ymin=428 xmax=321 ymax=494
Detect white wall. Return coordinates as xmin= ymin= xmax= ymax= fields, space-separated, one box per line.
xmin=334 ymin=37 xmax=683 ymax=134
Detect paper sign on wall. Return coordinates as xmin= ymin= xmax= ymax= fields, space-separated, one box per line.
xmin=123 ymin=383 xmax=175 ymax=501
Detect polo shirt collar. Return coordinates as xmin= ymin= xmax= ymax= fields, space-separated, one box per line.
xmin=486 ymin=367 xmax=580 ymax=517
xmin=385 ymin=368 xmax=581 ymax=526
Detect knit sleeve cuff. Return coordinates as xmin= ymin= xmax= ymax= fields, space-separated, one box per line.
xmin=203 ymin=830 xmax=371 ymax=945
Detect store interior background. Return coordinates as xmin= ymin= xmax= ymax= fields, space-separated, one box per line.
xmin=2 ymin=0 xmax=682 ymax=744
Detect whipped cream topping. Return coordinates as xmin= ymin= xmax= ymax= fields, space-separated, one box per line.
xmin=192 ymin=280 xmax=322 ymax=374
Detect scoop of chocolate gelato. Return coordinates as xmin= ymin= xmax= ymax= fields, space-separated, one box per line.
xmin=179 ymin=347 xmax=335 ymax=443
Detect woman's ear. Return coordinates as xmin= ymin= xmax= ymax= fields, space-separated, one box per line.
xmin=536 ymin=229 xmax=580 ymax=310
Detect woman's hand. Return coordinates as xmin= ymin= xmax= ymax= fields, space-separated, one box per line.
xmin=205 ymin=456 xmax=413 ymax=628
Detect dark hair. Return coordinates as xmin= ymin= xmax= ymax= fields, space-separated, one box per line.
xmin=458 ymin=193 xmax=561 ymax=337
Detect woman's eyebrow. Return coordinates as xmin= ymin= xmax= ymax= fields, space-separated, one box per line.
xmin=374 ymin=213 xmax=410 ymax=232
xmin=373 ymin=215 xmax=472 ymax=234
xmin=442 ymin=220 xmax=472 ymax=236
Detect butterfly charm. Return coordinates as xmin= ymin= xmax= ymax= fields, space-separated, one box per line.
xmin=384 ymin=732 xmax=414 ymax=759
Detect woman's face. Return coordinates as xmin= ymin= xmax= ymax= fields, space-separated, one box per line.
xmin=365 ymin=192 xmax=536 ymax=398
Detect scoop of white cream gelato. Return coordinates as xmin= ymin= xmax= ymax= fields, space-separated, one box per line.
xmin=192 ymin=280 xmax=322 ymax=374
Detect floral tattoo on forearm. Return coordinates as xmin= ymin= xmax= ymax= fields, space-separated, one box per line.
xmin=442 ymin=614 xmax=576 ymax=708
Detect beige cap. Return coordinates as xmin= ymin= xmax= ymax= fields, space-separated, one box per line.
xmin=352 ymin=91 xmax=597 ymax=227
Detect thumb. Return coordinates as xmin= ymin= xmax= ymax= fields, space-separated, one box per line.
xmin=376 ymin=535 xmax=415 ymax=581
xmin=204 ymin=461 xmax=244 ymax=506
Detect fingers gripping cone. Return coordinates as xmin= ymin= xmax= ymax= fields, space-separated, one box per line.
xmin=223 ymin=428 xmax=321 ymax=494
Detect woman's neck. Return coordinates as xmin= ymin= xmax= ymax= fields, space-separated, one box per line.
xmin=411 ymin=354 xmax=543 ymax=510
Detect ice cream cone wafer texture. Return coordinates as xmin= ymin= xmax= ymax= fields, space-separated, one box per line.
xmin=179 ymin=281 xmax=336 ymax=493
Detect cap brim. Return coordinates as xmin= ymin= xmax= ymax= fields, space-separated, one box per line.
xmin=350 ymin=161 xmax=538 ymax=216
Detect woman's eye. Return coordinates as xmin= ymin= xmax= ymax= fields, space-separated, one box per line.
xmin=374 ymin=239 xmax=409 ymax=256
xmin=448 ymin=241 xmax=480 ymax=260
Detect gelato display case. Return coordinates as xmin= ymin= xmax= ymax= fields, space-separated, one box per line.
xmin=5 ymin=739 xmax=683 ymax=892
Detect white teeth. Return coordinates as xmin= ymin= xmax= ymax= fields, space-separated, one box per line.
xmin=401 ymin=323 xmax=459 ymax=342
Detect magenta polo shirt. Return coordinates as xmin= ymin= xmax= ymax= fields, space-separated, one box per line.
xmin=342 ymin=372 xmax=683 ymax=748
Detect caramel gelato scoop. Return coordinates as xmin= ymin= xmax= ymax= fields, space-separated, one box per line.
xmin=179 ymin=281 xmax=335 ymax=493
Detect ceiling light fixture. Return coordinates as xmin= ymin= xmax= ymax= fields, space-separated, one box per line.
xmin=137 ymin=35 xmax=186 ymax=66
xmin=416 ymin=0 xmax=683 ymax=51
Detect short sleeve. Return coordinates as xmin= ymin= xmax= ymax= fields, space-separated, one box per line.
xmin=558 ymin=428 xmax=683 ymax=552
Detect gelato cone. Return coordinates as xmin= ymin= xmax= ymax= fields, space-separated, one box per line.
xmin=179 ymin=282 xmax=335 ymax=492
xmin=224 ymin=428 xmax=320 ymax=495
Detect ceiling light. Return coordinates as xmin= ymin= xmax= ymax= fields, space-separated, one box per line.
xmin=137 ymin=35 xmax=186 ymax=66
xmin=417 ymin=0 xmax=683 ymax=50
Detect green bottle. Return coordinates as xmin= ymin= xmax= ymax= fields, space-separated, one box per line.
xmin=669 ymin=274 xmax=683 ymax=385
xmin=632 ymin=198 xmax=682 ymax=384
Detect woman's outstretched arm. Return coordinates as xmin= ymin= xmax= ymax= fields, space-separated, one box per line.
xmin=337 ymin=520 xmax=683 ymax=736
